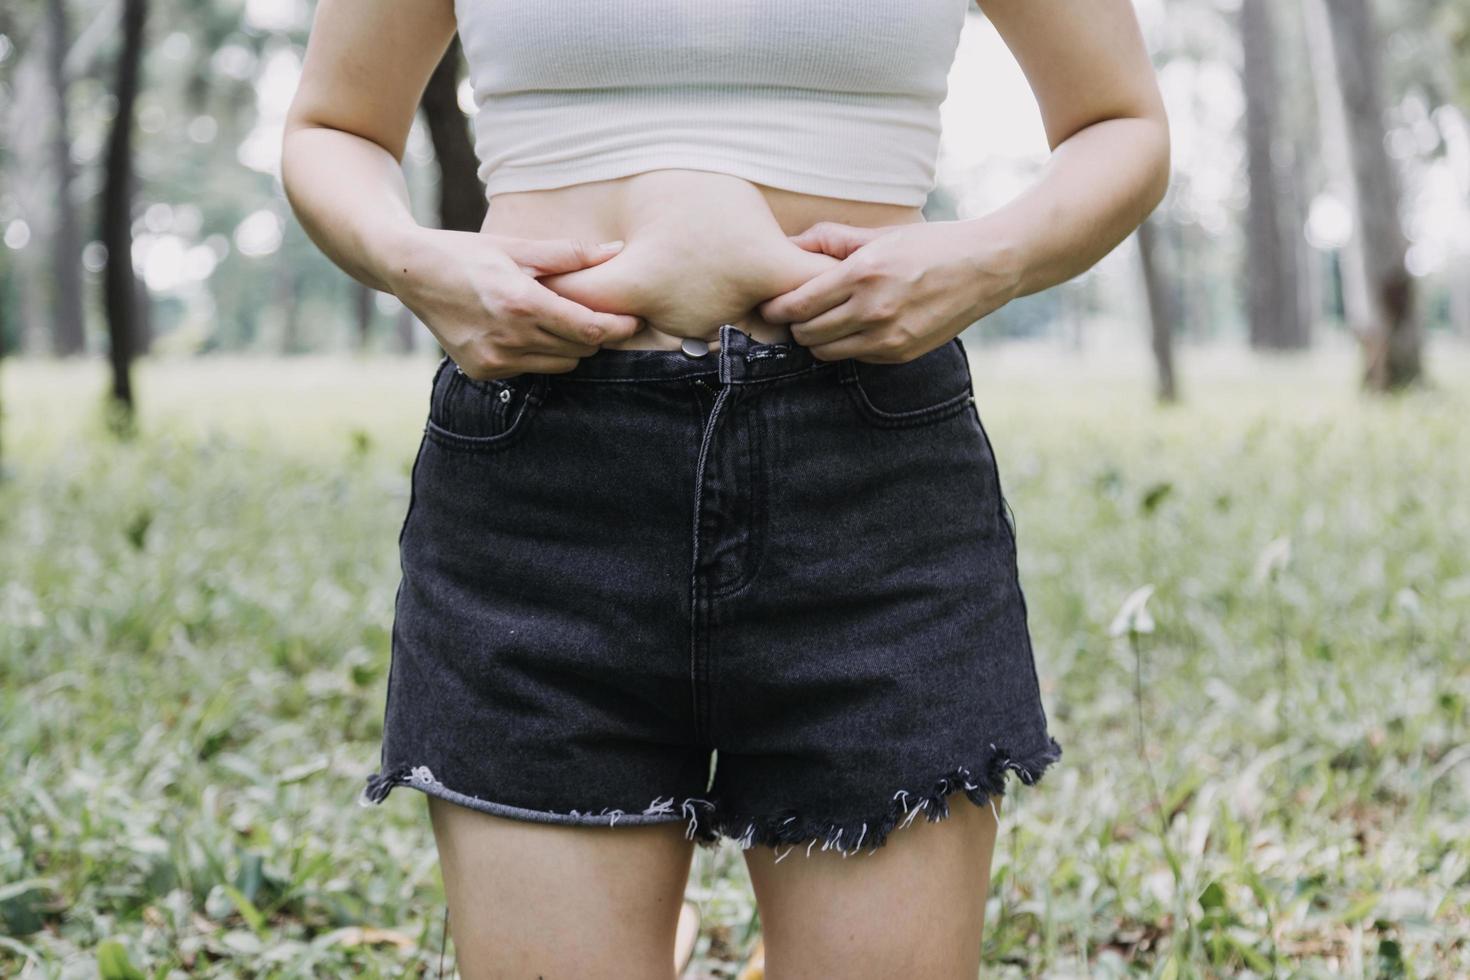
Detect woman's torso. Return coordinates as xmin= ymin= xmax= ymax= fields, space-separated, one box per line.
xmin=480 ymin=174 xmax=926 ymax=351
xmin=453 ymin=0 xmax=971 ymax=349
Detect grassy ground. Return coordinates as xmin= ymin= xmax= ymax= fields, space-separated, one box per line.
xmin=2 ymin=341 xmax=1467 ymax=977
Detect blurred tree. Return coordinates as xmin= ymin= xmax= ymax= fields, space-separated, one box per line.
xmin=0 ymin=5 xmax=12 ymax=467
xmin=1137 ymin=214 xmax=1179 ymax=403
xmin=1239 ymin=0 xmax=1308 ymax=350
xmin=421 ymin=35 xmax=486 ymax=234
xmin=45 ymin=0 xmax=85 ymax=356
xmin=1308 ymin=0 xmax=1422 ymax=389
xmin=353 ymin=280 xmax=374 ymax=348
xmin=101 ymin=0 xmax=147 ymax=421
xmin=1289 ymin=118 xmax=1323 ymax=342
xmin=394 ymin=303 xmax=417 ymax=352
xmin=1302 ymin=0 xmax=1373 ymax=335
xmin=0 ymin=247 xmax=6 ymax=472
xmin=1399 ymin=0 xmax=1470 ymax=341
xmin=276 ymin=248 xmax=304 ymax=355
xmin=5 ymin=3 xmax=50 ymax=356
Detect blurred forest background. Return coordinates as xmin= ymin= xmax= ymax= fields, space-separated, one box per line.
xmin=2 ymin=0 xmax=1469 ymax=977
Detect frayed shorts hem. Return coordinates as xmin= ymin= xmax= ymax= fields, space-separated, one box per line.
xmin=359 ymin=762 xmax=716 ymax=834
xmin=699 ymin=738 xmax=1063 ymax=860
xmin=359 ymin=736 xmax=1061 ymax=859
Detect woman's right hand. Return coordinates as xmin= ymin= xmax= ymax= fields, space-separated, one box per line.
xmin=386 ymin=227 xmax=644 ymax=380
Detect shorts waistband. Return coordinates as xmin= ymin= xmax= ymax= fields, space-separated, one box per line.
xmin=555 ymin=323 xmax=838 ymax=385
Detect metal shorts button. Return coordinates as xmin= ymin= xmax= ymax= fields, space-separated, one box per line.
xmin=681 ymin=337 xmax=710 ymax=358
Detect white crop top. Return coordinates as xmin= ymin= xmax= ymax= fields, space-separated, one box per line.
xmin=452 ymin=0 xmax=973 ymax=207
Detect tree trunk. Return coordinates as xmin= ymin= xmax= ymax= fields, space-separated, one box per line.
xmin=1136 ymin=214 xmax=1179 ymax=403
xmin=1240 ymin=0 xmax=1307 ymax=351
xmin=1294 ymin=125 xmax=1325 ymax=340
xmin=274 ymin=248 xmax=303 ymax=354
xmin=101 ymin=0 xmax=147 ymax=418
xmin=46 ymin=0 xmax=87 ymax=357
xmin=1450 ymin=261 xmax=1470 ymax=340
xmin=1314 ymin=0 xmax=1421 ymax=389
xmin=135 ymin=269 xmax=153 ymax=355
xmin=7 ymin=16 xmax=53 ymax=355
xmin=1278 ymin=138 xmax=1312 ymax=348
xmin=1302 ymin=0 xmax=1373 ymax=335
xmin=395 ymin=304 xmax=417 ymax=353
xmin=420 ymin=36 xmax=487 ymax=233
xmin=0 ymin=0 xmax=8 ymax=469
xmin=355 ymin=280 xmax=375 ymax=349
xmin=0 ymin=262 xmax=6 ymax=472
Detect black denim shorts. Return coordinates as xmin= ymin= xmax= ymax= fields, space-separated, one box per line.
xmin=361 ymin=324 xmax=1060 ymax=858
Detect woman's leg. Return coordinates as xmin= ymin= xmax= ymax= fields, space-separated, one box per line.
xmin=743 ymin=797 xmax=1000 ymax=980
xmin=427 ymin=796 xmax=697 ymax=979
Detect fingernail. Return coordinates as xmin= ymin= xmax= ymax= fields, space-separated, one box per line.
xmin=598 ymin=240 xmax=624 ymax=252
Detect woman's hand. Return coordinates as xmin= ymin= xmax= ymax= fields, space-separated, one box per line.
xmin=386 ymin=228 xmax=644 ymax=379
xmin=754 ymin=219 xmax=1020 ymax=363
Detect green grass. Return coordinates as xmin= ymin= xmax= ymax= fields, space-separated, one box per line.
xmin=2 ymin=343 xmax=1468 ymax=977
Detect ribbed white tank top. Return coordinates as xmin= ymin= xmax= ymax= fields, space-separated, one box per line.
xmin=453 ymin=0 xmax=972 ymax=207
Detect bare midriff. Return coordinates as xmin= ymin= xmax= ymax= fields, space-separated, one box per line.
xmin=480 ymin=168 xmax=927 ymax=351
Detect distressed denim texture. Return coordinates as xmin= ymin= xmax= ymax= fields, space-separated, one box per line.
xmin=361 ymin=324 xmax=1061 ymax=858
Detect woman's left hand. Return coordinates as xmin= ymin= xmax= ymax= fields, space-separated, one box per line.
xmin=754 ymin=219 xmax=1020 ymax=363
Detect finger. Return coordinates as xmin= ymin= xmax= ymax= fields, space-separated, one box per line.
xmin=789 ymin=222 xmax=887 ymax=260
xmin=498 ymin=236 xmax=627 ymax=276
xmin=528 ymin=283 xmax=644 ymax=347
xmin=805 ymin=329 xmax=886 ymax=363
xmin=527 ymin=324 xmax=601 ymax=359
xmin=757 ymin=266 xmax=857 ymax=325
xmin=788 ymin=298 xmax=867 ymax=348
xmin=507 ymin=352 xmax=585 ymax=374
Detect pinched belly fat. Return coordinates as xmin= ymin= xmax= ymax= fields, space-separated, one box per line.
xmin=485 ymin=169 xmax=924 ymax=347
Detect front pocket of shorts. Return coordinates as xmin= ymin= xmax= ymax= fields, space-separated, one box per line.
xmin=840 ymin=339 xmax=975 ymax=429
xmin=424 ymin=361 xmax=545 ymax=453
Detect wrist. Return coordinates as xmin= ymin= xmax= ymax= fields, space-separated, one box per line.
xmin=956 ymin=216 xmax=1026 ymax=314
xmin=374 ymin=222 xmax=436 ymax=297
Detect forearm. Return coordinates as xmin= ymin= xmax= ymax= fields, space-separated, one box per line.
xmin=964 ymin=113 xmax=1171 ymax=305
xmin=280 ymin=123 xmax=426 ymax=294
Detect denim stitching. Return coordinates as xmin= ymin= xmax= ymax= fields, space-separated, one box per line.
xmin=689 ymin=381 xmax=733 ymax=743
xmin=707 ymin=395 xmax=766 ymax=600
xmin=843 ymin=380 xmax=974 ymax=428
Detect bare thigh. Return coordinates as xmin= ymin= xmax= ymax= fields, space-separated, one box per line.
xmin=426 ymin=796 xmax=696 ymax=979
xmin=744 ymin=797 xmax=1001 ymax=980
